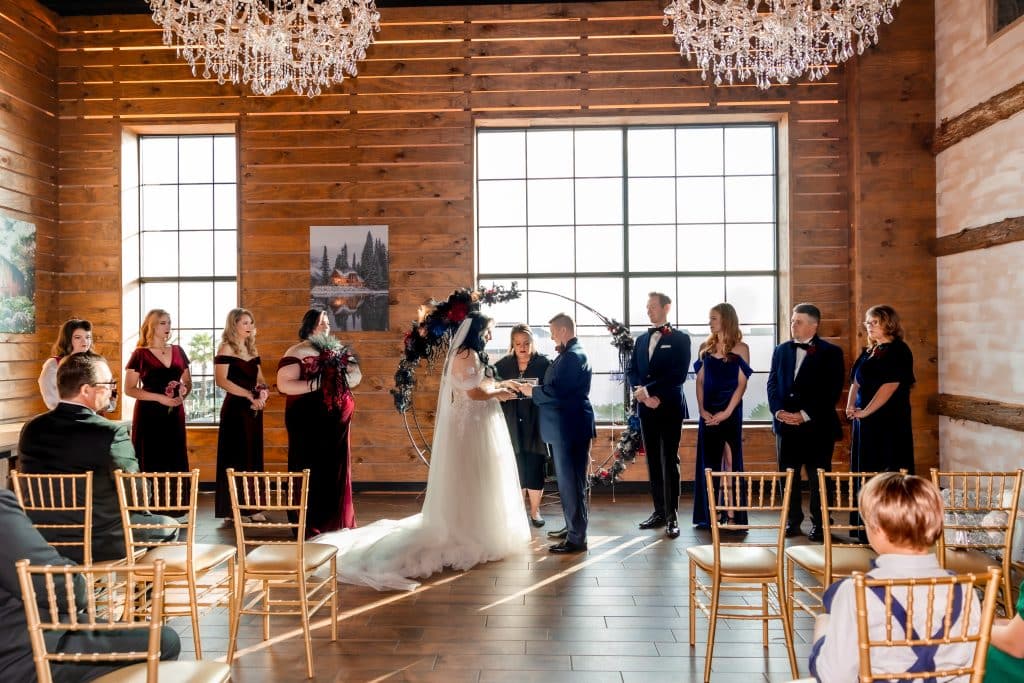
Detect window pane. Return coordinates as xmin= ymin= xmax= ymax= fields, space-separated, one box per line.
xmin=478 ymin=180 xmax=525 ymax=226
xmin=628 ymin=277 xmax=675 ymax=326
xmin=676 ymin=127 xmax=723 ymax=176
xmin=629 ymin=224 xmax=675 ymax=271
xmin=575 ymin=278 xmax=623 ymax=327
xmin=528 ymin=225 xmax=574 ymax=273
xmin=214 ymin=185 xmax=237 ymax=230
xmin=574 ymin=128 xmax=622 ymax=177
xmin=575 ymin=178 xmax=623 ymax=225
xmin=725 ymin=127 xmax=774 ymax=175
xmin=477 ymin=131 xmax=525 ymax=180
xmin=576 ymin=225 xmax=622 ymax=272
xmin=482 ymin=279 xmax=527 ymax=325
xmin=743 ymin=325 xmax=776 ymax=373
xmin=479 ymin=227 xmax=526 ymax=274
xmin=213 ymin=136 xmax=236 ymax=182
xmin=627 ymin=178 xmax=675 ymax=224
xmin=178 ymin=136 xmax=212 ymax=183
xmin=214 ymin=231 xmax=238 ymax=277
xmin=589 ymin=372 xmax=627 ymax=422
xmin=141 ymin=186 xmax=178 ymax=231
xmin=526 ymin=278 xmax=574 ymax=326
xmin=527 ymin=179 xmax=574 ymax=225
xmin=214 ymin=281 xmax=237 ymax=323
xmin=140 ymin=137 xmax=178 ymax=184
xmin=676 ymin=276 xmax=724 ymax=325
xmin=577 ymin=327 xmax=624 ymax=374
xmin=725 ymin=176 xmax=774 ymax=223
xmin=677 ymin=224 xmax=724 ymax=271
xmin=677 ymin=177 xmax=725 ymax=223
xmin=141 ymin=282 xmax=178 ymax=325
xmin=527 ymin=130 xmax=573 ymax=178
xmin=179 ymin=282 xmax=214 ymax=329
xmin=179 ymin=185 xmax=214 ymax=230
xmin=743 ymin=374 xmax=771 ymax=420
xmin=141 ymin=232 xmax=178 ymax=277
xmin=726 ymin=223 xmax=774 ymax=271
xmin=627 ymin=128 xmax=675 ymax=176
xmin=179 ymin=231 xmax=213 ymax=277
xmin=726 ymin=275 xmax=775 ymax=324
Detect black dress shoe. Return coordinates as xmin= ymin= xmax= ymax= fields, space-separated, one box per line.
xmin=665 ymin=519 xmax=680 ymax=539
xmin=807 ymin=526 xmax=824 ymax=543
xmin=784 ymin=523 xmax=802 ymax=538
xmin=530 ymin=515 xmax=546 ymax=528
xmin=547 ymin=526 xmax=568 ymax=539
xmin=549 ymin=540 xmax=587 ymax=553
xmin=638 ymin=513 xmax=666 ymax=529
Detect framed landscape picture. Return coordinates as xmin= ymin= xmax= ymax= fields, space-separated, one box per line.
xmin=0 ymin=214 xmax=36 ymax=333
xmin=309 ymin=225 xmax=389 ymax=332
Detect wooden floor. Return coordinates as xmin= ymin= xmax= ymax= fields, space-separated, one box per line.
xmin=185 ymin=489 xmax=820 ymax=682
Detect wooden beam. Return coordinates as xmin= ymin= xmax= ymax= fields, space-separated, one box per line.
xmin=932 ymin=80 xmax=1024 ymax=154
xmin=930 ymin=215 xmax=1024 ymax=257
xmin=929 ymin=393 xmax=1024 ymax=433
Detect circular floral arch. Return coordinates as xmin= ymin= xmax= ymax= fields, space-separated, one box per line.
xmin=390 ymin=284 xmax=644 ymax=485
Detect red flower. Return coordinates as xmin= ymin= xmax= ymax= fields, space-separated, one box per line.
xmin=658 ymin=324 xmax=672 ymax=336
xmin=448 ymin=301 xmax=469 ymax=323
xmin=806 ymin=343 xmax=817 ymax=356
xmin=870 ymin=344 xmax=887 ymax=359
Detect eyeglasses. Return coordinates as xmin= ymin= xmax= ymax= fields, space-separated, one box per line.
xmin=91 ymin=380 xmax=118 ymax=388
xmin=863 ymin=320 xmax=881 ymax=328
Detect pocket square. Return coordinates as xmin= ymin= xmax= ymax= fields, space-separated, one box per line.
xmin=659 ymin=344 xmax=671 ymax=348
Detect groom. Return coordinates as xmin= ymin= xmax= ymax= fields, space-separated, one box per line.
xmin=519 ymin=313 xmax=595 ymax=554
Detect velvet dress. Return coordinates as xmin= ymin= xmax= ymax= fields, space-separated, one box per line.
xmin=692 ymin=353 xmax=753 ymax=528
xmin=850 ymin=338 xmax=915 ymax=474
xmin=494 ymin=353 xmax=551 ymax=491
xmin=125 ymin=346 xmax=190 ymax=475
xmin=213 ymin=355 xmax=265 ymax=518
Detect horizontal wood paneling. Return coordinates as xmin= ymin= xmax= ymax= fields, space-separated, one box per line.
xmin=0 ymin=0 xmax=58 ymax=423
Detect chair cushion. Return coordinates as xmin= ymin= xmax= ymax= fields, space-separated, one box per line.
xmin=786 ymin=545 xmax=877 ymax=577
xmin=244 ymin=542 xmax=338 ymax=573
xmin=93 ymin=660 xmax=231 ymax=683
xmin=687 ymin=545 xmax=779 ymax=576
xmin=944 ymin=548 xmax=1003 ymax=576
xmin=131 ymin=543 xmax=236 ymax=575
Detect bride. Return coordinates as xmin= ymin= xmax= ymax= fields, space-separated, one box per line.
xmin=313 ymin=312 xmax=532 ymax=590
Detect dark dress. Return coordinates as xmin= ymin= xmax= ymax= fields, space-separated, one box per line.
xmin=213 ymin=355 xmax=265 ymax=518
xmin=850 ymin=338 xmax=915 ymax=474
xmin=279 ymin=355 xmax=356 ymax=534
xmin=494 ymin=353 xmax=551 ymax=490
xmin=126 ymin=345 xmax=190 ymax=474
xmin=692 ymin=353 xmax=754 ymax=528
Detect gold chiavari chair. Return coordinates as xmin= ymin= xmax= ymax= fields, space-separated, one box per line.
xmin=16 ymin=559 xmax=231 ymax=683
xmin=225 ymin=469 xmax=338 ymax=680
xmin=687 ymin=468 xmax=798 ymax=682
xmin=852 ymin=568 xmax=1002 ymax=683
xmin=930 ymin=468 xmax=1022 ymax=616
xmin=12 ymin=471 xmax=94 ymax=563
xmin=113 ymin=469 xmax=236 ymax=660
xmin=786 ymin=469 xmax=880 ymax=623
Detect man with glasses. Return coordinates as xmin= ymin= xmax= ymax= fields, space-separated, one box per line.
xmin=18 ymin=352 xmax=178 ymax=562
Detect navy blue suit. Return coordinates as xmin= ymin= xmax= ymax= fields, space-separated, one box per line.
xmin=532 ymin=338 xmax=596 ymax=546
xmin=627 ymin=327 xmax=691 ymax=521
xmin=766 ymin=335 xmax=845 ymax=526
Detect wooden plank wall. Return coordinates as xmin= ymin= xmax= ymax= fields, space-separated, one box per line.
xmin=49 ymin=0 xmax=869 ymax=482
xmin=0 ymin=0 xmax=58 ymax=422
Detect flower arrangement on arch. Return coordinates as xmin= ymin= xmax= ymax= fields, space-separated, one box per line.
xmin=303 ymin=334 xmax=357 ymax=413
xmin=590 ymin=408 xmax=644 ymax=487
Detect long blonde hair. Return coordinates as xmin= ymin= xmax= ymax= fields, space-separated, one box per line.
xmin=137 ymin=309 xmax=171 ymax=348
xmin=699 ymin=303 xmax=742 ymax=358
xmin=220 ymin=308 xmax=258 ymax=357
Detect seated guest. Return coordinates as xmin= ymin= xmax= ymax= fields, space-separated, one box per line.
xmin=810 ymin=472 xmax=981 ymax=681
xmin=18 ymin=352 xmax=177 ymax=563
xmin=984 ymin=578 xmax=1024 ymax=681
xmin=37 ymin=318 xmax=93 ymax=410
xmin=0 ymin=489 xmax=181 ymax=682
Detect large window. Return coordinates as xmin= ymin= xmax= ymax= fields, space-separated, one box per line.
xmin=476 ymin=124 xmax=778 ymax=423
xmin=125 ymin=134 xmax=238 ymax=423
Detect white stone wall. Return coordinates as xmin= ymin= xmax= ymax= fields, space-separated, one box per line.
xmin=935 ymin=2 xmax=1024 ymax=471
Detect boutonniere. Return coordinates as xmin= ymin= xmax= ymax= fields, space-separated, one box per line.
xmin=657 ymin=324 xmax=671 ymax=336
xmin=806 ymin=343 xmax=817 ymax=356
xmin=870 ymin=344 xmax=887 ymax=359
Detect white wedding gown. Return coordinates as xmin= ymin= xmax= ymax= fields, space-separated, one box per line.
xmin=313 ymin=322 xmax=531 ymax=591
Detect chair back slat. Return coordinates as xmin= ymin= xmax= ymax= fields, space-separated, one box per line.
xmin=226 ymin=469 xmax=311 ymax=563
xmin=705 ymin=468 xmax=793 ymax=552
xmin=113 ymin=470 xmax=198 ymax=562
xmin=12 ymin=472 xmax=94 ymax=564
xmin=930 ymin=469 xmax=1023 ymax=557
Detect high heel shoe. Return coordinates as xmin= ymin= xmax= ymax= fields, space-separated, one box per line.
xmin=530 ymin=515 xmax=545 ymax=528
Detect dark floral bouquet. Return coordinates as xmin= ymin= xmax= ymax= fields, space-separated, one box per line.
xmin=251 ymin=383 xmax=269 ymax=414
xmin=164 ymin=380 xmax=181 ymax=414
xmin=391 ymin=283 xmax=521 ymax=414
xmin=590 ymin=408 xmax=644 ymax=487
xmin=303 ymin=334 xmax=357 ymax=413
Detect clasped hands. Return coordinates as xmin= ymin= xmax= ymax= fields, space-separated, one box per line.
xmin=775 ymin=410 xmax=806 ymax=426
xmin=632 ymin=386 xmax=661 ymax=410
xmin=700 ymin=408 xmax=733 ymax=426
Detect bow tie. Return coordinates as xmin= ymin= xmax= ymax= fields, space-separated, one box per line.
xmin=792 ymin=341 xmax=812 ymax=350
xmin=649 ymin=326 xmax=670 ymax=336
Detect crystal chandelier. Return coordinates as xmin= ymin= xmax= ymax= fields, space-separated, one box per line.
xmin=663 ymin=1 xmax=902 ymax=90
xmin=149 ymin=1 xmax=381 ymax=97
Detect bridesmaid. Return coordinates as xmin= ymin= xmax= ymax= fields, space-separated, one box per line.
xmin=692 ymin=303 xmax=752 ymax=529
xmin=213 ymin=308 xmax=268 ymax=521
xmin=124 ymin=309 xmax=191 ymax=475
xmin=846 ymin=304 xmax=916 ymax=474
xmin=277 ymin=309 xmax=362 ymax=536
xmin=38 ymin=318 xmax=93 ymax=409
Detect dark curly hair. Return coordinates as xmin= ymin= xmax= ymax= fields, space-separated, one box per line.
xmin=298 ymin=309 xmax=324 ymax=340
xmin=457 ymin=312 xmax=494 ymax=377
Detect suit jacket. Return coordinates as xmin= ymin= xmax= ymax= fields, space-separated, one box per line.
xmin=766 ymin=336 xmax=845 ymax=439
xmin=532 ymin=338 xmax=596 ymax=446
xmin=627 ymin=328 xmax=691 ymax=419
xmin=0 ymin=490 xmax=83 ymax=683
xmin=18 ymin=402 xmax=141 ymax=563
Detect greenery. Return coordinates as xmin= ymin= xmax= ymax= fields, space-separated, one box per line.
xmin=186 ymin=332 xmax=217 ymax=422
xmin=0 ymin=296 xmax=34 ymax=333
xmin=748 ymin=401 xmax=772 ymax=420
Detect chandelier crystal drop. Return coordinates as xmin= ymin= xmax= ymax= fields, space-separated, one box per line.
xmin=149 ymin=0 xmax=381 ymax=97
xmin=663 ymin=0 xmax=901 ymax=90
